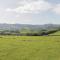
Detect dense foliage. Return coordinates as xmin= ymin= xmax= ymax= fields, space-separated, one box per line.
xmin=0 ymin=28 xmax=59 ymax=36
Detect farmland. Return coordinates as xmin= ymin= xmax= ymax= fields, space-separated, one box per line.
xmin=0 ymin=36 xmax=60 ymax=60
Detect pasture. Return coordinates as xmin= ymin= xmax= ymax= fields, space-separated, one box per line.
xmin=0 ymin=36 xmax=60 ymax=60
xmin=50 ymin=31 xmax=60 ymax=36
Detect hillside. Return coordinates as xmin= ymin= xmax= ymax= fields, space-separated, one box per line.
xmin=0 ymin=24 xmax=59 ymax=30
xmin=50 ymin=31 xmax=60 ymax=36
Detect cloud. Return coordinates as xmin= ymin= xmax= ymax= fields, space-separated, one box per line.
xmin=6 ymin=0 xmax=52 ymax=13
xmin=5 ymin=0 xmax=60 ymax=15
xmin=52 ymin=4 xmax=60 ymax=14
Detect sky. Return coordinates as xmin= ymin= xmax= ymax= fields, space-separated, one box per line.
xmin=0 ymin=0 xmax=60 ymax=25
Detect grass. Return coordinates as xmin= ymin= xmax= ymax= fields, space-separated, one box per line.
xmin=0 ymin=36 xmax=60 ymax=60
xmin=50 ymin=31 xmax=60 ymax=36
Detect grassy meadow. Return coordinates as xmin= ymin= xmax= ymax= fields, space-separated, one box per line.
xmin=50 ymin=31 xmax=60 ymax=36
xmin=0 ymin=36 xmax=60 ymax=60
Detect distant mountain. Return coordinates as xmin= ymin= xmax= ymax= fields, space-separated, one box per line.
xmin=0 ymin=23 xmax=60 ymax=30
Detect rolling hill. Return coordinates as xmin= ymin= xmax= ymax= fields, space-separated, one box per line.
xmin=0 ymin=24 xmax=59 ymax=30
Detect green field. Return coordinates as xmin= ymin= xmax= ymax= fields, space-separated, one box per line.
xmin=0 ymin=36 xmax=60 ymax=60
xmin=50 ymin=31 xmax=60 ymax=36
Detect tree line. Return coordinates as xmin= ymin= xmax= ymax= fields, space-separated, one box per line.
xmin=0 ymin=28 xmax=58 ymax=36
